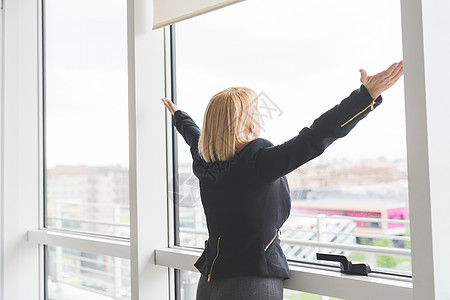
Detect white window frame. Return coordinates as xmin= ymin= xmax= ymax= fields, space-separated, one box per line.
xmin=2 ymin=0 xmax=42 ymax=299
xmin=0 ymin=0 xmax=449 ymax=300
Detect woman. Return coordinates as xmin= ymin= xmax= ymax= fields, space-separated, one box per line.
xmin=162 ymin=61 xmax=403 ymax=300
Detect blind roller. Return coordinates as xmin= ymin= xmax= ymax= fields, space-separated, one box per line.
xmin=153 ymin=0 xmax=244 ymax=29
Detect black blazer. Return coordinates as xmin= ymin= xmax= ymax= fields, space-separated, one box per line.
xmin=173 ymin=85 xmax=382 ymax=281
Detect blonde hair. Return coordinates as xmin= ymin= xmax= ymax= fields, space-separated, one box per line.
xmin=198 ymin=87 xmax=258 ymax=162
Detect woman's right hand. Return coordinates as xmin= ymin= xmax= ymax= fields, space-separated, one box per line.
xmin=161 ymin=97 xmax=179 ymax=115
xmin=359 ymin=61 xmax=403 ymax=100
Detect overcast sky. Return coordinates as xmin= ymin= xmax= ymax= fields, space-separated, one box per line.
xmin=176 ymin=0 xmax=406 ymax=165
xmin=45 ymin=0 xmax=128 ymax=168
xmin=45 ymin=0 xmax=406 ymax=168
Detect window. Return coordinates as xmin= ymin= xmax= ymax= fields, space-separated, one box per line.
xmin=46 ymin=246 xmax=131 ymax=300
xmin=172 ymin=0 xmax=410 ymax=275
xmin=44 ymin=0 xmax=129 ymax=238
xmin=43 ymin=0 xmax=131 ymax=297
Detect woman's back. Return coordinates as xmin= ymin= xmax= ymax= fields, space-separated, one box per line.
xmin=173 ymin=83 xmax=381 ymax=280
xmin=193 ymin=137 xmax=291 ymax=239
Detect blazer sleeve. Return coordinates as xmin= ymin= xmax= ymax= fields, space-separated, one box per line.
xmin=173 ymin=110 xmax=201 ymax=157
xmin=254 ymin=85 xmax=382 ymax=183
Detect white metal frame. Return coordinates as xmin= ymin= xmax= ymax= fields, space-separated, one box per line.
xmin=128 ymin=0 xmax=170 ymax=298
xmin=0 ymin=5 xmax=3 ymax=299
xmin=0 ymin=0 xmax=449 ymax=299
xmin=400 ymin=0 xmax=450 ymax=298
xmin=28 ymin=230 xmax=130 ymax=259
xmin=1 ymin=0 xmax=41 ymax=299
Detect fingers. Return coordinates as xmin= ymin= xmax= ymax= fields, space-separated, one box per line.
xmin=391 ymin=61 xmax=403 ymax=77
xmin=161 ymin=97 xmax=170 ymax=110
xmin=161 ymin=97 xmax=178 ymax=115
xmin=384 ymin=61 xmax=403 ymax=87
xmin=391 ymin=61 xmax=403 ymax=83
xmin=359 ymin=69 xmax=368 ymax=84
xmin=161 ymin=97 xmax=172 ymax=108
xmin=168 ymin=99 xmax=178 ymax=112
xmin=161 ymin=97 xmax=172 ymax=112
xmin=376 ymin=62 xmax=400 ymax=80
xmin=385 ymin=62 xmax=399 ymax=75
xmin=371 ymin=61 xmax=403 ymax=84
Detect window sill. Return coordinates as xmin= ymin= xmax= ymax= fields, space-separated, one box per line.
xmin=155 ymin=247 xmax=412 ymax=300
xmin=27 ymin=229 xmax=130 ymax=259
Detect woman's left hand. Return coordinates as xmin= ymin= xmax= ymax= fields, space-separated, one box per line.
xmin=360 ymin=61 xmax=403 ymax=100
xmin=161 ymin=97 xmax=179 ymax=115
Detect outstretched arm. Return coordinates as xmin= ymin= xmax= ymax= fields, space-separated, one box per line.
xmin=162 ymin=98 xmax=200 ymax=155
xmin=254 ymin=61 xmax=403 ymax=183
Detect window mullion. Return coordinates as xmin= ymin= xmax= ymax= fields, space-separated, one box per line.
xmin=401 ymin=0 xmax=450 ymax=298
xmin=129 ymin=0 xmax=171 ymax=299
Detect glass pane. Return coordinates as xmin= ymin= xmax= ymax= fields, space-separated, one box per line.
xmin=174 ymin=0 xmax=410 ymax=274
xmin=44 ymin=0 xmax=130 ymax=237
xmin=46 ymin=246 xmax=131 ymax=300
xmin=179 ymin=270 xmax=200 ymax=300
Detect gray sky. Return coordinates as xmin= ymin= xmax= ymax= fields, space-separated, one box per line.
xmin=45 ymin=0 xmax=128 ymax=167
xmin=45 ymin=0 xmax=406 ymax=167
xmin=176 ymin=0 xmax=406 ymax=164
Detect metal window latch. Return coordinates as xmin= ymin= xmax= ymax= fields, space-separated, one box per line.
xmin=316 ymin=253 xmax=372 ymax=276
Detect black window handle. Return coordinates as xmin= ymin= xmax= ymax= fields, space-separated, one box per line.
xmin=316 ymin=253 xmax=372 ymax=276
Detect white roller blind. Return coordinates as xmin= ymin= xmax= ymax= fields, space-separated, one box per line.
xmin=153 ymin=0 xmax=244 ymax=29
